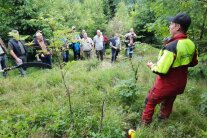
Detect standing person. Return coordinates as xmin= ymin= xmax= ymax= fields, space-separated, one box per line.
xmin=0 ymin=37 xmax=7 ymax=77
xmin=125 ymin=28 xmax=137 ymax=58
xmin=33 ymin=31 xmax=52 ymax=65
xmin=93 ymin=30 xmax=104 ymax=61
xmin=8 ymin=30 xmax=28 ymax=76
xmin=141 ymin=13 xmax=198 ymax=125
xmin=70 ymin=26 xmax=81 ymax=60
xmin=80 ymin=29 xmax=86 ymax=39
xmin=61 ymin=38 xmax=69 ymax=62
xmin=80 ymin=32 xmax=94 ymax=59
xmin=102 ymin=32 xmax=108 ymax=56
xmin=110 ymin=33 xmax=121 ymax=63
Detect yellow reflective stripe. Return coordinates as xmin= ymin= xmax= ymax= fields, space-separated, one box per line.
xmin=151 ymin=50 xmax=174 ymax=74
xmin=158 ymin=49 xmax=164 ymax=60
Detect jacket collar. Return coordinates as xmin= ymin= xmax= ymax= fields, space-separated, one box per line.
xmin=172 ymin=33 xmax=187 ymax=40
xmin=166 ymin=33 xmax=187 ymax=44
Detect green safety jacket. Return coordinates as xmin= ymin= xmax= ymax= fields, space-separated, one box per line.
xmin=151 ymin=34 xmax=198 ymax=75
xmin=149 ymin=33 xmax=198 ymax=97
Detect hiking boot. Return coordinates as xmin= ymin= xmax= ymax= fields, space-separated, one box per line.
xmin=158 ymin=116 xmax=168 ymax=123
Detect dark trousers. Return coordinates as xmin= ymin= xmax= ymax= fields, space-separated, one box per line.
xmin=71 ymin=43 xmax=80 ymax=60
xmin=129 ymin=47 xmax=133 ymax=58
xmin=18 ymin=55 xmax=27 ymax=76
xmin=73 ymin=49 xmax=80 ymax=60
xmin=103 ymin=43 xmax=106 ymax=56
xmin=0 ymin=55 xmax=7 ymax=77
xmin=62 ymin=50 xmax=69 ymax=62
xmin=96 ymin=50 xmax=103 ymax=61
xmin=40 ymin=54 xmax=52 ymax=65
xmin=111 ymin=49 xmax=120 ymax=63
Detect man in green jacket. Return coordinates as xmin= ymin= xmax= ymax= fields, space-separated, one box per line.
xmin=141 ymin=13 xmax=198 ymax=125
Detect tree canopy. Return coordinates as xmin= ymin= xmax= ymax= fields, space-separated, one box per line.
xmin=1 ymin=0 xmax=207 ymax=51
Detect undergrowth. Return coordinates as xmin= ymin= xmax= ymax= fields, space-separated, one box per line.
xmin=0 ymin=45 xmax=206 ymax=137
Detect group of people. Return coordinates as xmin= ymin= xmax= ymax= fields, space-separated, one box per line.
xmin=0 ymin=26 xmax=137 ymax=77
xmin=62 ymin=26 xmax=137 ymax=63
xmin=0 ymin=30 xmax=52 ymax=77
xmin=0 ymin=12 xmax=200 ymax=129
xmin=62 ymin=13 xmax=199 ymax=130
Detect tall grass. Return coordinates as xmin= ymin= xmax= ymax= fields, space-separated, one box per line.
xmin=0 ymin=44 xmax=206 ymax=137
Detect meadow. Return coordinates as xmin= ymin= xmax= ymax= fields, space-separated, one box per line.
xmin=0 ymin=44 xmax=206 ymax=138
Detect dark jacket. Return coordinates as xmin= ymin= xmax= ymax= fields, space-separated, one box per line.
xmin=8 ymin=39 xmax=27 ymax=57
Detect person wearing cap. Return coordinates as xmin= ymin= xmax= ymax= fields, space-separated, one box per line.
xmin=0 ymin=37 xmax=8 ymax=77
xmin=141 ymin=13 xmax=198 ymax=125
xmin=93 ymin=30 xmax=104 ymax=61
xmin=33 ymin=31 xmax=52 ymax=65
xmin=8 ymin=30 xmax=28 ymax=76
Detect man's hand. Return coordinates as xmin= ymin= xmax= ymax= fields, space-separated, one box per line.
xmin=16 ymin=58 xmax=23 ymax=65
xmin=147 ymin=61 xmax=154 ymax=69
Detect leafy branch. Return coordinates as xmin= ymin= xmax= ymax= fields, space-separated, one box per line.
xmin=37 ymin=16 xmax=74 ymax=126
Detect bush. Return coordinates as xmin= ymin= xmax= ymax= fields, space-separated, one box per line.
xmin=189 ymin=53 xmax=207 ymax=79
xmin=199 ymin=92 xmax=207 ymax=116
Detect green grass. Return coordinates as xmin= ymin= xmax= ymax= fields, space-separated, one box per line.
xmin=0 ymin=44 xmax=206 ymax=137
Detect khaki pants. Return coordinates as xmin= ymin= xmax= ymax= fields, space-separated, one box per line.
xmin=83 ymin=51 xmax=92 ymax=59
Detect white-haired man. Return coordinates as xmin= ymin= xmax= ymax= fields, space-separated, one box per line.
xmin=93 ymin=30 xmax=104 ymax=61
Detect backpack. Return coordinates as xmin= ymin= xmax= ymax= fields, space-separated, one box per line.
xmin=74 ymin=42 xmax=80 ymax=52
xmin=103 ymin=35 xmax=108 ymax=43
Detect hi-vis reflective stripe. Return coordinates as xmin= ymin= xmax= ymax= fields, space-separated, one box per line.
xmin=151 ymin=50 xmax=174 ymax=74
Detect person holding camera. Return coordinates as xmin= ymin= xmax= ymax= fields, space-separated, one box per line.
xmin=125 ymin=28 xmax=137 ymax=58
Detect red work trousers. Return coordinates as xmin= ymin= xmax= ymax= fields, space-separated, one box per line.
xmin=141 ymin=87 xmax=177 ymax=124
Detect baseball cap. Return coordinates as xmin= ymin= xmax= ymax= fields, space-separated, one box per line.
xmin=168 ymin=13 xmax=191 ymax=32
xmin=8 ymin=30 xmax=19 ymax=37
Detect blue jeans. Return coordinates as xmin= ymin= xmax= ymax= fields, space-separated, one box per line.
xmin=71 ymin=43 xmax=80 ymax=60
xmin=0 ymin=54 xmax=7 ymax=77
xmin=126 ymin=47 xmax=133 ymax=58
xmin=111 ymin=49 xmax=120 ymax=63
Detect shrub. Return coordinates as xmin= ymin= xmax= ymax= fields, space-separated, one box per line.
xmin=199 ymin=92 xmax=207 ymax=116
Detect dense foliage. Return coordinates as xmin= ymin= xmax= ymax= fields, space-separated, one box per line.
xmin=1 ymin=0 xmax=207 ymax=50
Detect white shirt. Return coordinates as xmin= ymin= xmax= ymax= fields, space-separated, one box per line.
xmin=93 ymin=35 xmax=104 ymax=50
xmin=0 ymin=45 xmax=4 ymax=55
xmin=81 ymin=37 xmax=94 ymax=51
